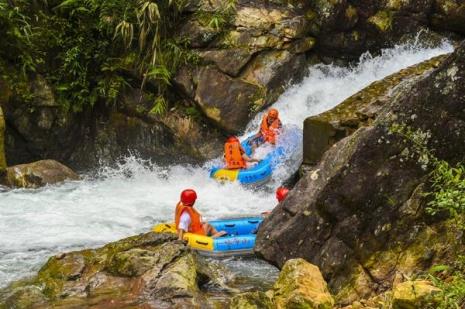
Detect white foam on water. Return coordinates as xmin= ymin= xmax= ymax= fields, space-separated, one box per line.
xmin=0 ymin=38 xmax=454 ymax=287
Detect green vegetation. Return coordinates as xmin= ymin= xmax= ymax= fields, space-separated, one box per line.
xmin=390 ymin=123 xmax=465 ymax=225
xmin=195 ymin=0 xmax=236 ymax=31
xmin=426 ymin=258 xmax=465 ymax=308
xmin=0 ymin=0 xmax=201 ymax=113
xmin=390 ymin=123 xmax=465 ymax=308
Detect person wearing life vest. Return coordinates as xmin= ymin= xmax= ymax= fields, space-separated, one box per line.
xmin=224 ymin=136 xmax=258 ymax=169
xmin=253 ymin=108 xmax=282 ymax=146
xmin=175 ymin=189 xmax=226 ymax=240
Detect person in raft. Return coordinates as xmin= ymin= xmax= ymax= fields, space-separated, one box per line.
xmin=251 ymin=108 xmax=283 ymax=147
xmin=175 ymin=189 xmax=227 ymax=240
xmin=224 ymin=136 xmax=258 ymax=169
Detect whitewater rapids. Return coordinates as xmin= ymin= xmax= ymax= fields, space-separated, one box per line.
xmin=0 ymin=38 xmax=454 ymax=287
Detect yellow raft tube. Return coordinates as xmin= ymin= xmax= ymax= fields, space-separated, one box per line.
xmin=152 ymin=216 xmax=263 ymax=256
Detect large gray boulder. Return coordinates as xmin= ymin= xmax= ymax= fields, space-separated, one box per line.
xmin=255 ymin=42 xmax=465 ymax=304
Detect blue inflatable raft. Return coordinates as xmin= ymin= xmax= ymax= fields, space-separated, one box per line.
xmin=209 ymin=135 xmax=285 ymax=185
xmin=152 ymin=216 xmax=263 ymax=256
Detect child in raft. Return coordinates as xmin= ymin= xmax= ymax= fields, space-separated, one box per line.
xmin=175 ymin=189 xmax=227 ymax=240
xmin=224 ymin=136 xmax=258 ymax=169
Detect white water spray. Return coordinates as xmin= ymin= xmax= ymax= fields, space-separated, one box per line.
xmin=0 ymin=39 xmax=453 ymax=287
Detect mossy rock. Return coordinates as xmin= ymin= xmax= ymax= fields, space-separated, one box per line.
xmin=302 ymin=54 xmax=447 ymax=165
xmin=271 ymin=258 xmax=334 ymax=309
xmin=392 ymin=280 xmax=441 ymax=309
xmin=230 ymin=291 xmax=273 ymax=309
xmin=0 ymin=233 xmax=234 ymax=308
xmin=368 ymin=10 xmax=394 ymax=32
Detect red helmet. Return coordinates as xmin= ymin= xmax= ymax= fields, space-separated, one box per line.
xmin=227 ymin=136 xmax=239 ymax=143
xmin=180 ymin=189 xmax=197 ymax=206
xmin=276 ymin=187 xmax=289 ymax=202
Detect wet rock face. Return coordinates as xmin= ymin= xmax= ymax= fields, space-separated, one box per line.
xmin=255 ymin=42 xmax=465 ymax=304
xmin=194 ymin=66 xmax=261 ymax=132
xmin=174 ymin=1 xmax=312 ymax=133
xmin=1 ymin=75 xmax=87 ymax=168
xmin=0 ymin=233 xmax=230 ymax=308
xmin=302 ymin=54 xmax=447 ymax=165
xmin=1 ymin=79 xmax=217 ymax=169
xmin=431 ymin=0 xmax=465 ymax=34
xmin=2 ymin=159 xmax=79 ymax=188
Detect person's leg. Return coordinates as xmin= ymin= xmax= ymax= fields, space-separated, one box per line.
xmin=202 ymin=223 xmax=227 ymax=238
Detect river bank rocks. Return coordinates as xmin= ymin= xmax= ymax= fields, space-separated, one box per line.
xmin=302 ymin=53 xmax=448 ymax=165
xmin=255 ymin=41 xmax=465 ymax=306
xmin=1 ymin=159 xmax=79 ymax=189
xmin=0 ymin=233 xmax=236 ymax=308
xmin=231 ymin=258 xmax=334 ymax=309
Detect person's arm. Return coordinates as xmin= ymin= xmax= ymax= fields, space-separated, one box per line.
xmin=243 ymin=153 xmax=259 ymax=162
xmin=178 ymin=228 xmax=185 ymax=240
xmin=177 ymin=212 xmax=190 ymax=240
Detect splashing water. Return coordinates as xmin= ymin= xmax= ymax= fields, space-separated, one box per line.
xmin=0 ymin=39 xmax=454 ymax=287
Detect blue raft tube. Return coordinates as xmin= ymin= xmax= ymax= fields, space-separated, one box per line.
xmin=209 ymin=135 xmax=285 ymax=185
xmin=152 ymin=216 xmax=263 ymax=257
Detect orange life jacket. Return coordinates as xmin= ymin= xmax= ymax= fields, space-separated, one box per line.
xmin=260 ymin=115 xmax=281 ymax=144
xmin=224 ymin=141 xmax=246 ymax=169
xmin=175 ymin=202 xmax=205 ymax=235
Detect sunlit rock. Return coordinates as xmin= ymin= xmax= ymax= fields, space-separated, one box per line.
xmin=271 ymin=258 xmax=334 ymax=309
xmin=3 ymin=159 xmax=79 ymax=188
xmin=230 ymin=258 xmax=333 ymax=309
xmin=392 ymin=280 xmax=441 ymax=308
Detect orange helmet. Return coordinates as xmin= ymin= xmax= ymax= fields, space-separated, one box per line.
xmin=226 ymin=136 xmax=239 ymax=143
xmin=268 ymin=108 xmax=279 ymax=119
xmin=180 ymin=189 xmax=197 ymax=206
xmin=276 ymin=187 xmax=289 ymax=202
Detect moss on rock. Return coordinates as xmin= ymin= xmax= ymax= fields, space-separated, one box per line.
xmin=303 ymin=54 xmax=447 ymax=165
xmin=230 ymin=291 xmax=273 ymax=309
xmin=392 ymin=280 xmax=441 ymax=309
xmin=271 ymin=258 xmax=334 ymax=309
xmin=0 ymin=232 xmax=237 ymax=308
xmin=368 ymin=10 xmax=394 ymax=32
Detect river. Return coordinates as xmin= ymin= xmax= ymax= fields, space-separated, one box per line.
xmin=0 ymin=37 xmax=453 ymax=288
